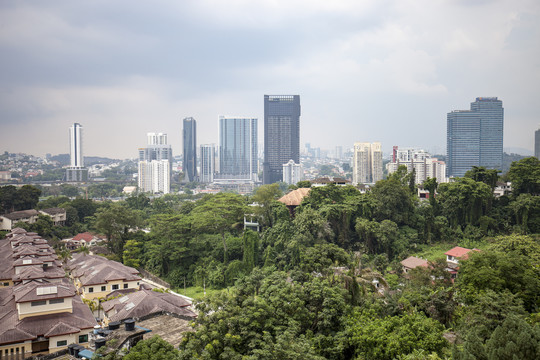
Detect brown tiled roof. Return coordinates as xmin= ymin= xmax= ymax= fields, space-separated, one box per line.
xmin=13 ymin=281 xmax=75 ymax=303
xmin=2 ymin=210 xmax=39 ymax=221
xmin=102 ymin=289 xmax=195 ymax=322
xmin=44 ymin=322 xmax=80 ymax=337
xmin=278 ymin=187 xmax=311 ymax=206
xmin=73 ymin=232 xmax=95 ymax=242
xmin=12 ymin=266 xmax=65 ymax=282
xmin=69 ymin=253 xmax=140 ymax=286
xmin=13 ymin=256 xmax=44 ymax=267
xmin=40 ymin=208 xmax=66 ymax=216
xmin=400 ymin=256 xmax=429 ymax=269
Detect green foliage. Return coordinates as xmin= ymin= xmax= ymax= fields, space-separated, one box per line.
xmin=506 ymin=156 xmax=540 ymax=196
xmin=124 ymin=335 xmax=181 ymax=360
xmin=123 ymin=240 xmax=142 ymax=268
xmin=347 ymin=309 xmax=447 ymax=360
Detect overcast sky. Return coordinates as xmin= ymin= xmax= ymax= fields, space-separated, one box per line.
xmin=1 ymin=0 xmax=539 ymax=159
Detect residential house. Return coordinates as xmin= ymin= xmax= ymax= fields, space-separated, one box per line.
xmin=68 ymin=254 xmax=141 ymax=302
xmin=0 ymin=228 xmax=96 ymax=357
xmin=400 ymin=256 xmax=429 ymax=274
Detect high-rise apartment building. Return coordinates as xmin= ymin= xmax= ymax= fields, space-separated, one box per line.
xmin=386 ymin=147 xmax=447 ymax=184
xmin=352 ymin=142 xmax=383 ymax=185
xmin=138 ymin=132 xmax=172 ymax=194
xmin=263 ymin=95 xmax=301 ymax=184
xmin=218 ymin=116 xmax=258 ymax=181
xmin=183 ymin=117 xmax=197 ymax=182
xmin=282 ymin=160 xmax=303 ymax=185
xmin=535 ymin=128 xmax=540 ymax=160
xmin=200 ymin=144 xmax=216 ymax=183
xmin=447 ymin=97 xmax=504 ymax=177
xmin=66 ymin=123 xmax=88 ymax=182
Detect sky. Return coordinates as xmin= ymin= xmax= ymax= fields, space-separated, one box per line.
xmin=1 ymin=0 xmax=539 ymax=159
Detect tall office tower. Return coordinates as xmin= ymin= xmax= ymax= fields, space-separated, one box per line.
xmin=138 ymin=132 xmax=172 ymax=194
xmin=218 ymin=116 xmax=258 ymax=181
xmin=282 ymin=160 xmax=303 ymax=185
xmin=66 ymin=123 xmax=88 ymax=182
xmin=335 ymin=146 xmax=343 ymax=160
xmin=200 ymin=144 xmax=215 ymax=183
xmin=352 ymin=142 xmax=383 ymax=185
xmin=147 ymin=132 xmax=167 ymax=145
xmin=183 ymin=117 xmax=197 ymax=182
xmin=535 ymin=128 xmax=540 ymax=159
xmin=263 ymin=95 xmax=301 ymax=184
xmin=386 ymin=147 xmax=448 ymax=184
xmin=447 ymin=97 xmax=504 ymax=177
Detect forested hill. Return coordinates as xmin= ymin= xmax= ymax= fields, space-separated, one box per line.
xmin=2 ymin=157 xmax=540 ymax=359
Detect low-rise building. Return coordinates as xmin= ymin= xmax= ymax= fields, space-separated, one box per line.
xmin=68 ymin=254 xmax=141 ymax=301
xmin=400 ymin=256 xmax=429 ymax=274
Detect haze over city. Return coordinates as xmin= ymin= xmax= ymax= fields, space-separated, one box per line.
xmin=1 ymin=0 xmax=539 ymax=159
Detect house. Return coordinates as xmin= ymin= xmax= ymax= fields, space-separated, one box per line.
xmin=311 ymin=177 xmax=351 ymax=187
xmin=0 ymin=208 xmax=67 ymax=230
xmin=400 ymin=256 xmax=429 ymax=274
xmin=444 ymin=246 xmax=478 ymax=269
xmin=0 ymin=210 xmax=40 ymax=230
xmin=101 ymin=288 xmax=195 ymax=324
xmin=278 ymin=187 xmax=311 ymax=216
xmin=68 ymin=254 xmax=142 ymax=302
xmin=63 ymin=232 xmax=104 ymax=250
xmin=0 ymin=228 xmax=97 ymax=357
xmin=39 ymin=208 xmax=67 ymax=226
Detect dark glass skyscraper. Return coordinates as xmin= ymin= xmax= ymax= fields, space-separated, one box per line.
xmin=183 ymin=117 xmax=197 ymax=182
xmin=263 ymin=95 xmax=301 ymax=184
xmin=447 ymin=97 xmax=503 ymax=177
xmin=535 ymin=128 xmax=540 ymax=160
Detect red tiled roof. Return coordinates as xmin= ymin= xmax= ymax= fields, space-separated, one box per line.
xmin=73 ymin=232 xmax=94 ymax=242
xmin=445 ymin=246 xmax=473 ymax=258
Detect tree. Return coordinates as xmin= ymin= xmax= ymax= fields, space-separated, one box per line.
xmin=124 ymin=335 xmax=181 ymax=360
xmin=371 ymin=179 xmax=415 ymax=226
xmin=252 ymin=184 xmax=283 ymax=227
xmin=14 ymin=185 xmax=41 ymax=210
xmin=123 ymin=240 xmax=142 ymax=268
xmin=191 ymin=193 xmax=246 ymax=263
xmin=94 ymin=203 xmax=143 ymax=259
xmin=506 ymin=157 xmax=540 ymax=196
xmin=0 ymin=185 xmax=18 ymax=213
xmin=347 ymin=310 xmax=447 ymax=360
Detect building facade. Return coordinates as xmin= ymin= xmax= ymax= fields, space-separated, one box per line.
xmin=183 ymin=117 xmax=197 ymax=182
xmin=447 ymin=97 xmax=504 ymax=177
xmin=263 ymin=95 xmax=301 ymax=184
xmin=386 ymin=147 xmax=448 ymax=184
xmin=218 ymin=116 xmax=258 ymax=181
xmin=66 ymin=123 xmax=88 ymax=182
xmin=282 ymin=160 xmax=303 ymax=185
xmin=352 ymin=142 xmax=383 ymax=185
xmin=138 ymin=133 xmax=172 ymax=194
xmin=200 ymin=144 xmax=215 ymax=183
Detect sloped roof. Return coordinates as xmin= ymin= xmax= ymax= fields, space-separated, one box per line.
xmin=400 ymin=256 xmax=429 ymax=269
xmin=445 ymin=246 xmax=473 ymax=258
xmin=278 ymin=187 xmax=311 ymax=206
xmin=73 ymin=232 xmax=95 ymax=242
xmin=40 ymin=208 xmax=66 ymax=216
xmin=44 ymin=322 xmax=80 ymax=337
xmin=2 ymin=210 xmax=39 ymax=221
xmin=69 ymin=253 xmax=140 ymax=286
xmin=13 ymin=281 xmax=75 ymax=303
xmin=102 ymin=289 xmax=195 ymax=322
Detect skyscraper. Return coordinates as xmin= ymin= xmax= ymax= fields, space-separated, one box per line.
xmin=535 ymin=128 xmax=540 ymax=160
xmin=66 ymin=123 xmax=88 ymax=182
xmin=200 ymin=144 xmax=215 ymax=183
xmin=138 ymin=132 xmax=172 ymax=194
xmin=386 ymin=147 xmax=447 ymax=184
xmin=282 ymin=160 xmax=303 ymax=185
xmin=352 ymin=142 xmax=383 ymax=185
xmin=218 ymin=116 xmax=258 ymax=181
xmin=183 ymin=117 xmax=197 ymax=182
xmin=263 ymin=95 xmax=301 ymax=184
xmin=447 ymin=97 xmax=503 ymax=177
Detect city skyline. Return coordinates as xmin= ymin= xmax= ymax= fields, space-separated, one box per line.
xmin=1 ymin=1 xmax=539 ymax=158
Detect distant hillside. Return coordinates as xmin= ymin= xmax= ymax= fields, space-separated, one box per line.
xmin=502 ymin=152 xmax=526 ymax=173
xmin=84 ymin=156 xmax=120 ymax=165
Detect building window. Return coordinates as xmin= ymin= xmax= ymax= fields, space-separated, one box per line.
xmin=123 ymin=284 xmax=128 ymax=289
xmin=31 ymin=300 xmax=47 ymax=307
xmin=57 ymin=340 xmax=67 ymax=347
xmin=88 ymin=287 xmax=94 ymax=293
xmin=49 ymin=298 xmax=65 ymax=304
xmin=101 ymin=285 xmax=106 ymax=292
xmin=112 ymin=284 xmax=119 ymax=290
xmin=3 ymin=282 xmax=9 ymax=286
xmin=79 ymin=334 xmax=88 ymax=343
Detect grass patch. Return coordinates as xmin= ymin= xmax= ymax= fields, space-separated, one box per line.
xmin=173 ymin=286 xmax=225 ymax=300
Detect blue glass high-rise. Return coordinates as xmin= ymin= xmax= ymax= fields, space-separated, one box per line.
xmin=447 ymin=97 xmax=503 ymax=177
xmin=183 ymin=117 xmax=197 ymax=182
